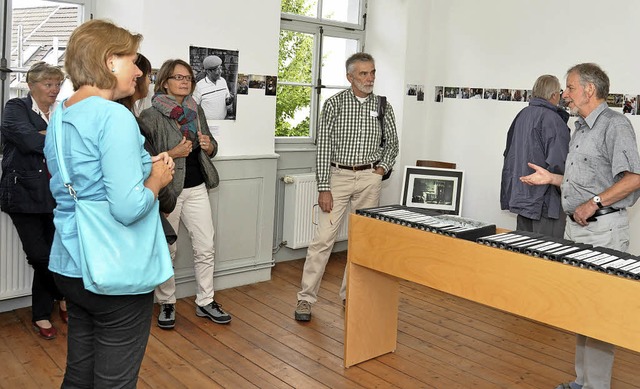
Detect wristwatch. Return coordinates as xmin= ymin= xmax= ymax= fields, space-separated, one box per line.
xmin=592 ymin=195 xmax=604 ymax=209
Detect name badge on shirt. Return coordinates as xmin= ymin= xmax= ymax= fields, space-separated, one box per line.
xmin=370 ymin=110 xmax=378 ymax=117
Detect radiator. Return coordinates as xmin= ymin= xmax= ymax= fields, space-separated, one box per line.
xmin=0 ymin=211 xmax=32 ymax=300
xmin=282 ymin=173 xmax=349 ymax=249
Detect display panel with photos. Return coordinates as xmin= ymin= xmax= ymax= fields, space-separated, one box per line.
xmin=400 ymin=166 xmax=464 ymax=215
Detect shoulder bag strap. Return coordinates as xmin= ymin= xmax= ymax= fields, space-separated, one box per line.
xmin=378 ymin=95 xmax=387 ymax=147
xmin=50 ymin=103 xmax=77 ymax=201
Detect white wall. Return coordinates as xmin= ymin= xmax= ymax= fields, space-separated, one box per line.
xmin=96 ymin=0 xmax=280 ymax=157
xmin=364 ymin=0 xmax=411 ymax=205
xmin=94 ymin=0 xmax=640 ymax=255
xmin=400 ymin=0 xmax=640 ymax=254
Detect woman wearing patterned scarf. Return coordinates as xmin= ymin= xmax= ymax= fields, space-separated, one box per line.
xmin=139 ymin=59 xmax=231 ymax=329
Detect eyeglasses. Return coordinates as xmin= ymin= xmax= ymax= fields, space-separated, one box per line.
xmin=168 ymin=74 xmax=193 ymax=81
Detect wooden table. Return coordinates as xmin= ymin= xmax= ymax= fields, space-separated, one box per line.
xmin=343 ymin=214 xmax=640 ymax=367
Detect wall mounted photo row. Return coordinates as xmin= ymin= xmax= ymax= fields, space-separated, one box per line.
xmin=236 ymin=74 xmax=278 ymax=96
xmin=436 ymin=86 xmax=532 ymax=102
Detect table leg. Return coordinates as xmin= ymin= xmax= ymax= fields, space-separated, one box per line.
xmin=344 ymin=261 xmax=399 ymax=367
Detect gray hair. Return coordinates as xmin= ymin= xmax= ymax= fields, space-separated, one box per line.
xmin=346 ymin=52 xmax=374 ymax=74
xmin=26 ymin=61 xmax=64 ymax=84
xmin=532 ymin=75 xmax=561 ymax=100
xmin=566 ymin=63 xmax=609 ymax=100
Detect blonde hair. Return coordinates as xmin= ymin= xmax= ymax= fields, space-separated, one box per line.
xmin=26 ymin=61 xmax=64 ymax=84
xmin=65 ymin=19 xmax=142 ymax=90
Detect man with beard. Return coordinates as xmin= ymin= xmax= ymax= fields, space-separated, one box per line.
xmin=521 ymin=63 xmax=640 ymax=389
xmin=294 ymin=52 xmax=399 ymax=322
xmin=194 ymin=55 xmax=233 ymax=120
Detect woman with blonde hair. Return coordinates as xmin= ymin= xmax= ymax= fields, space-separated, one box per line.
xmin=0 ymin=61 xmax=66 ymax=339
xmin=43 ymin=19 xmax=174 ymax=388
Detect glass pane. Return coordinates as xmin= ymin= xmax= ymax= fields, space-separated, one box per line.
xmin=281 ymin=0 xmax=317 ymax=18
xmin=322 ymin=0 xmax=361 ymax=24
xmin=321 ymin=36 xmax=359 ymax=86
xmin=278 ymin=30 xmax=314 ymax=84
xmin=10 ymin=0 xmax=82 ymax=99
xmin=275 ymin=85 xmax=312 ymax=137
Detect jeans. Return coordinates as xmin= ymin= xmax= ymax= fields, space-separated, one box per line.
xmin=53 ymin=274 xmax=153 ymax=389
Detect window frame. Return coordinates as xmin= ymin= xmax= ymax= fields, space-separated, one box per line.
xmin=276 ymin=0 xmax=367 ymax=145
xmin=0 ymin=0 xmax=93 ymax=123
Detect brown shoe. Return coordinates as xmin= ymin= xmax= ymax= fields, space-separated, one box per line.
xmin=295 ymin=300 xmax=311 ymax=321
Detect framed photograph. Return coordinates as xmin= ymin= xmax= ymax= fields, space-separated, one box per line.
xmin=400 ymin=166 xmax=464 ymax=215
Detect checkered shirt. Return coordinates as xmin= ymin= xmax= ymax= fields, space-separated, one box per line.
xmin=316 ymin=88 xmax=399 ymax=191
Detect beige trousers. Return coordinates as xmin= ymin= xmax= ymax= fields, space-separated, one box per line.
xmin=155 ymin=183 xmax=216 ymax=307
xmin=297 ymin=167 xmax=382 ymax=304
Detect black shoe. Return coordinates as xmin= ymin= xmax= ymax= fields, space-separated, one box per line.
xmin=196 ymin=300 xmax=232 ymax=324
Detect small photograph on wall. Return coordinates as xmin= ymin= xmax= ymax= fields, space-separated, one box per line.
xmin=470 ymin=88 xmax=483 ymax=99
xmin=484 ymin=89 xmax=497 ymax=100
xmin=416 ymin=85 xmax=424 ymax=101
xmin=265 ymin=76 xmax=277 ymax=96
xmin=189 ymin=45 xmax=239 ymax=120
xmin=406 ymin=84 xmax=417 ymax=96
xmin=460 ymin=87 xmax=470 ymax=99
xmin=249 ymin=74 xmax=266 ymax=89
xmin=623 ymin=94 xmax=637 ymax=114
xmin=236 ymin=74 xmax=249 ymax=95
xmin=149 ymin=68 xmax=159 ymax=84
xmin=498 ymin=89 xmax=511 ymax=101
xmin=435 ymin=86 xmax=444 ymax=102
xmin=607 ymin=93 xmax=623 ymax=108
xmin=444 ymin=87 xmax=459 ymax=98
xmin=512 ymin=89 xmax=526 ymax=102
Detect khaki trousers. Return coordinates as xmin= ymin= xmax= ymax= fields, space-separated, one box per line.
xmin=155 ymin=183 xmax=216 ymax=307
xmin=297 ymin=167 xmax=382 ymax=303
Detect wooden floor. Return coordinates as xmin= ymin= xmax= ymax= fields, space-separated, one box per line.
xmin=2 ymin=251 xmax=640 ymax=388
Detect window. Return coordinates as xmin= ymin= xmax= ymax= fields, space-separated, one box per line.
xmin=0 ymin=0 xmax=91 ymax=152
xmin=277 ymin=0 xmax=366 ymax=141
xmin=1 ymin=0 xmax=92 ymax=111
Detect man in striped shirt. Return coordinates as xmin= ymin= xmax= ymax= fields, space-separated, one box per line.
xmin=194 ymin=55 xmax=232 ymax=120
xmin=295 ymin=52 xmax=399 ymax=322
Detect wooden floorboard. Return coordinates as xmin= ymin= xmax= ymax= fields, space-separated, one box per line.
xmin=1 ymin=251 xmax=639 ymax=388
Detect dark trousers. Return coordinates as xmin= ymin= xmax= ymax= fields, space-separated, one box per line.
xmin=53 ymin=274 xmax=154 ymax=389
xmin=516 ymin=213 xmax=567 ymax=239
xmin=8 ymin=212 xmax=62 ymax=321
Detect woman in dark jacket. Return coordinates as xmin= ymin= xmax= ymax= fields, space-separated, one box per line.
xmin=139 ymin=59 xmax=231 ymax=329
xmin=0 ymin=62 xmax=66 ymax=339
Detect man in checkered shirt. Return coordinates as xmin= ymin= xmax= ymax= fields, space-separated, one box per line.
xmin=295 ymin=52 xmax=399 ymax=322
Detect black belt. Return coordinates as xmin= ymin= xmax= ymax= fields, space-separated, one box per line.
xmin=331 ymin=161 xmax=379 ymax=171
xmin=568 ymin=207 xmax=622 ymax=223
